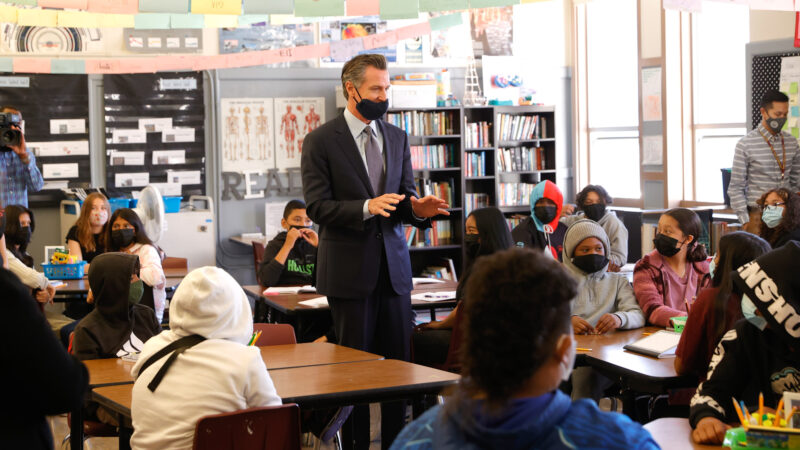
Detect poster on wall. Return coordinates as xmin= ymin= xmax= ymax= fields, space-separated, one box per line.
xmin=427 ymin=12 xmax=471 ymax=66
xmin=221 ymin=98 xmax=275 ymax=173
xmin=320 ymin=18 xmax=397 ymax=64
xmin=1 ymin=25 xmax=110 ymax=54
xmin=274 ymin=97 xmax=324 ymax=170
xmin=470 ymin=7 xmax=513 ymax=59
xmin=219 ymin=25 xmax=315 ymax=67
xmin=779 ymin=55 xmax=800 ymax=138
xmin=642 ymin=67 xmax=663 ymax=122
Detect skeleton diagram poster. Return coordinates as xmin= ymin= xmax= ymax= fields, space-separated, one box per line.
xmin=221 ymin=98 xmax=275 ymax=172
xmin=274 ymin=97 xmax=325 ymax=170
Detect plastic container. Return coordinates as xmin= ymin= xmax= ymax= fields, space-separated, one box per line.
xmin=42 ymin=261 xmax=87 ymax=280
xmin=108 ymin=197 xmax=132 ymax=213
xmin=671 ymin=316 xmax=687 ymax=334
xmin=130 ymin=196 xmax=182 ymax=213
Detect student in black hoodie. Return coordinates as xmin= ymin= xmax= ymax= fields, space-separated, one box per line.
xmin=258 ymin=199 xmax=318 ymax=287
xmin=72 ymin=252 xmax=162 ymax=360
xmin=0 ymin=266 xmax=88 ymax=450
xmin=690 ymin=241 xmax=800 ymax=444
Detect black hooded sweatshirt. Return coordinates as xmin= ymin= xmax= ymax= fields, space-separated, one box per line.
xmin=258 ymin=230 xmax=317 ymax=287
xmin=72 ymin=253 xmax=162 ymax=360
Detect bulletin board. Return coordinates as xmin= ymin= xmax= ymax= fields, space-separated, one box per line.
xmin=750 ymin=51 xmax=800 ymax=129
xmin=103 ymin=72 xmax=206 ymax=198
xmin=0 ymin=74 xmax=90 ymax=208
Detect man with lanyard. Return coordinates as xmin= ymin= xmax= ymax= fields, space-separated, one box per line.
xmin=729 ymin=90 xmax=800 ymax=233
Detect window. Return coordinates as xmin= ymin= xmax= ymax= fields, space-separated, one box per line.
xmin=691 ymin=2 xmax=749 ymax=202
xmin=584 ymin=0 xmax=641 ymax=199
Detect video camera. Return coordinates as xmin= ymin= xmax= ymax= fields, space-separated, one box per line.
xmin=0 ymin=112 xmax=22 ymax=149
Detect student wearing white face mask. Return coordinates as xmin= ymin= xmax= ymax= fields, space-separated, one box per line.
xmin=756 ymin=188 xmax=800 ymax=249
xmin=391 ymin=248 xmax=657 ymax=450
xmin=66 ymin=192 xmax=110 ymax=270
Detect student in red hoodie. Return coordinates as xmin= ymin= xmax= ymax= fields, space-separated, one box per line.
xmin=511 ymin=180 xmax=567 ymax=261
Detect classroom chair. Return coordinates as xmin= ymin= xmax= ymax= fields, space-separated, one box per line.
xmin=253 ymin=323 xmax=296 ymax=346
xmin=163 ymin=256 xmax=188 ymax=269
xmin=193 ymin=404 xmax=302 ymax=450
xmin=252 ymin=241 xmax=265 ymax=283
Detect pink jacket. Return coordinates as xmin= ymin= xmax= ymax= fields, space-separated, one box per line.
xmin=633 ymin=250 xmax=710 ymax=327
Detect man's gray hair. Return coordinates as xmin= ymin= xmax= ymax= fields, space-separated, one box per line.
xmin=341 ymin=54 xmax=387 ymax=101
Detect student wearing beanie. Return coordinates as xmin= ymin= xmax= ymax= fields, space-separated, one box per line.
xmin=563 ymin=219 xmax=645 ymax=400
xmin=690 ymin=242 xmax=800 ymax=445
xmin=561 ymin=185 xmax=629 ymax=271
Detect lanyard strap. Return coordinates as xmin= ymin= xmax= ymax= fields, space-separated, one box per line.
xmin=759 ymin=129 xmax=787 ymax=178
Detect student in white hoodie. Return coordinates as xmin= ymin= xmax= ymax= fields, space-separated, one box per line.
xmin=562 ymin=219 xmax=645 ymax=401
xmin=130 ymin=266 xmax=282 ymax=450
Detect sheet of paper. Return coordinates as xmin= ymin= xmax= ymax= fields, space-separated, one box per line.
xmin=429 ymin=13 xmax=463 ymax=31
xmin=17 ymin=9 xmax=58 ymax=27
xmin=50 ymin=119 xmax=86 ymax=135
xmin=138 ymin=0 xmax=189 ymax=13
xmin=419 ymin=0 xmax=468 ymax=11
xmin=641 ymin=67 xmax=662 ymax=122
xmin=43 ymin=163 xmax=79 ymax=179
xmin=264 ymin=202 xmax=285 ymax=241
xmin=191 ymin=0 xmax=241 ymax=15
xmin=642 ymin=135 xmax=663 ymax=166
xmin=152 ymin=150 xmax=185 ymax=164
xmin=410 ymin=291 xmax=457 ymax=302
xmin=162 ymin=128 xmax=195 ymax=143
xmin=243 ymin=0 xmax=292 ymax=14
xmin=412 ymin=277 xmax=446 ymax=286
xmin=139 ymin=117 xmax=172 ymax=133
xmin=98 ymin=13 xmax=135 ymax=27
xmin=0 ymin=6 xmax=16 ymax=24
xmin=628 ymin=331 xmax=681 ymax=353
xmin=159 ymin=77 xmax=197 ymax=90
xmin=42 ymin=180 xmax=69 ymax=190
xmin=169 ymin=13 xmax=205 ymax=29
xmin=469 ymin=0 xmax=516 ymax=6
xmin=203 ymin=15 xmax=238 ymax=28
xmin=263 ymin=285 xmax=316 ymax=295
xmin=109 ymin=151 xmax=145 ymax=166
xmin=115 ymin=172 xmax=150 ymax=188
xmin=348 ymin=0 xmax=379 ymax=15
xmin=28 ymin=140 xmax=89 ymax=157
xmin=57 ymin=11 xmax=100 ymax=28
xmin=329 ymin=38 xmax=365 ymax=61
xmin=134 ymin=13 xmax=172 ymax=30
xmin=88 ymin=0 xmax=139 ymax=14
xmin=298 ymin=296 xmax=329 ymax=308
xmin=13 ymin=58 xmax=51 ymax=74
xmin=51 ymin=60 xmax=86 ymax=74
xmin=363 ymin=31 xmax=398 ymax=50
xmin=294 ymin=0 xmax=344 ymax=17
xmin=112 ymin=129 xmax=147 ymax=144
xmin=380 ymin=0 xmax=420 ymax=19
xmin=148 ymin=182 xmax=182 ymax=196
xmin=166 ymin=170 xmax=201 ymax=185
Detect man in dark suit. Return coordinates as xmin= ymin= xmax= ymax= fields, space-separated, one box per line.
xmin=301 ymin=54 xmax=449 ymax=449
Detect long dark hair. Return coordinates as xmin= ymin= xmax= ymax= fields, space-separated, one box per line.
xmin=4 ymin=204 xmax=35 ymax=267
xmin=104 ymin=208 xmax=154 ymax=251
xmin=711 ymin=232 xmax=771 ymax=341
xmin=458 ymin=207 xmax=515 ymax=300
xmin=664 ymin=208 xmax=708 ymax=262
xmin=757 ymin=188 xmax=800 ymax=247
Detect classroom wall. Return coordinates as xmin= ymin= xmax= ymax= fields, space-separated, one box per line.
xmin=640 ymin=0 xmax=663 ymax=59
xmin=750 ymin=10 xmax=796 ymax=42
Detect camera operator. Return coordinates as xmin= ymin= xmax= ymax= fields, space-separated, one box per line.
xmin=0 ymin=106 xmax=43 ymax=208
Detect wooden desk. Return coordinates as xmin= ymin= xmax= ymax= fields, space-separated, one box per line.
xmin=92 ymin=359 xmax=459 ymax=418
xmin=644 ymin=418 xmax=727 ymax=450
xmin=575 ymin=327 xmax=696 ymax=420
xmin=84 ymin=358 xmax=136 ymax=387
xmin=57 ymin=276 xmax=184 ymax=297
xmin=229 ymin=235 xmax=266 ymax=247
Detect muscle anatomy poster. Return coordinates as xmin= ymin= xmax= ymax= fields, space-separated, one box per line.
xmin=274 ymin=97 xmax=324 ymax=170
xmin=221 ymin=98 xmax=275 ymax=172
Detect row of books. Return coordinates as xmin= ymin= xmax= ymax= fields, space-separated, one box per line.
xmin=464 ymin=151 xmax=488 ymax=177
xmin=420 ymin=257 xmax=457 ymax=281
xmin=498 ymin=182 xmax=536 ymax=206
xmin=497 ymin=146 xmax=546 ymax=172
xmin=386 ymin=110 xmax=457 ymax=136
xmin=496 ymin=113 xmax=545 ymax=141
xmin=414 ymin=178 xmax=454 ymax=205
xmin=464 ymin=120 xmax=492 ymax=148
xmin=506 ymin=216 xmax=524 ymax=229
xmin=405 ymin=220 xmax=453 ymax=247
xmin=465 ymin=193 xmax=490 ymax=214
xmin=411 ymin=144 xmax=456 ymax=170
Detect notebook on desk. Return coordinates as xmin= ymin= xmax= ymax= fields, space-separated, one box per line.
xmin=623 ymin=331 xmax=681 ymax=358
xmin=263 ymin=285 xmax=316 ymax=295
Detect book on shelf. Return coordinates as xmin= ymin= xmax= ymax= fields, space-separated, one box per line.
xmin=386 ymin=110 xmax=456 ymax=136
xmin=405 ymin=220 xmax=453 ymax=247
xmin=420 ymin=257 xmax=457 ymax=281
xmin=464 ymin=119 xmax=492 ymax=148
xmin=497 ymin=113 xmax=546 ymax=141
xmin=411 ymin=144 xmax=456 ymax=170
xmin=498 ymin=182 xmax=536 ymax=207
xmin=464 ymin=151 xmax=487 ymax=177
xmin=465 ymin=193 xmax=490 ymax=215
xmin=506 ymin=216 xmax=524 ymax=230
xmin=709 ymin=221 xmax=742 ymax=255
xmin=497 ymin=146 xmax=545 ymax=172
xmin=414 ymin=177 xmax=454 ymax=205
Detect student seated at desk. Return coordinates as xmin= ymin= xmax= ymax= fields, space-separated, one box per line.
xmin=413 ymin=207 xmax=514 ymax=368
xmin=756 ymin=187 xmax=800 ymax=249
xmin=511 ymin=180 xmax=567 ymax=261
xmin=106 ymin=208 xmax=166 ymax=322
xmin=674 ymin=232 xmax=770 ymax=379
xmin=634 ymin=208 xmax=710 ymax=327
xmin=560 ymin=184 xmax=628 ymax=271
xmin=563 ymin=220 xmax=645 ymax=400
xmin=4 ymin=204 xmax=55 ymax=307
xmin=391 ymin=248 xmax=658 ymax=450
xmin=0 ymin=266 xmax=88 ymax=450
xmin=690 ymin=242 xmax=800 ymax=445
xmin=65 ymin=192 xmax=109 ymax=269
xmin=258 ymin=199 xmax=317 ymax=287
xmin=131 ymin=266 xmax=281 ymax=450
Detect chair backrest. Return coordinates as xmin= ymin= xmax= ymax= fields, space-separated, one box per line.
xmin=440 ymin=307 xmax=464 ymax=373
xmin=253 ymin=323 xmax=296 ymax=346
xmin=163 ymin=256 xmax=189 ymax=269
xmin=193 ymin=404 xmax=301 ymax=450
xmin=252 ymin=242 xmax=265 ymax=282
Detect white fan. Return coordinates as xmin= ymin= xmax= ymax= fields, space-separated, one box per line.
xmin=134 ymin=185 xmax=166 ymax=244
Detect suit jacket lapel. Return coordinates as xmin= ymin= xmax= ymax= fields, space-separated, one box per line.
xmin=334 ymin=114 xmax=375 ymax=197
xmin=376 ymin=120 xmax=397 ymax=192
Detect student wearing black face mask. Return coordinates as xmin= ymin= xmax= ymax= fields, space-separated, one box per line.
xmin=105 ymin=208 xmax=166 ymax=324
xmin=562 ymin=220 xmax=644 ymax=400
xmin=511 ymin=180 xmax=568 ymax=261
xmin=633 ymin=208 xmax=710 ymax=327
xmin=561 ymin=185 xmax=628 ymax=271
xmin=258 ymin=199 xmax=318 ymax=288
xmin=4 ymin=204 xmax=55 ymax=307
xmin=412 ymin=207 xmax=514 ymax=369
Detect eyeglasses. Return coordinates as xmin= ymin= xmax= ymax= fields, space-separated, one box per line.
xmin=761 ymin=202 xmax=786 ymax=210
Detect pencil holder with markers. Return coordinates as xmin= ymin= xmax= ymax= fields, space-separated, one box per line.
xmin=724 ymin=392 xmax=800 ymax=449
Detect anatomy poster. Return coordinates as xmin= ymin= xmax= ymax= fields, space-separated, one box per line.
xmin=221 ymin=98 xmax=275 ymax=172
xmin=274 ymin=97 xmax=325 ymax=170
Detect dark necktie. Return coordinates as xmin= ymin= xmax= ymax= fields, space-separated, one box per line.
xmin=364 ymin=126 xmax=384 ymax=194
